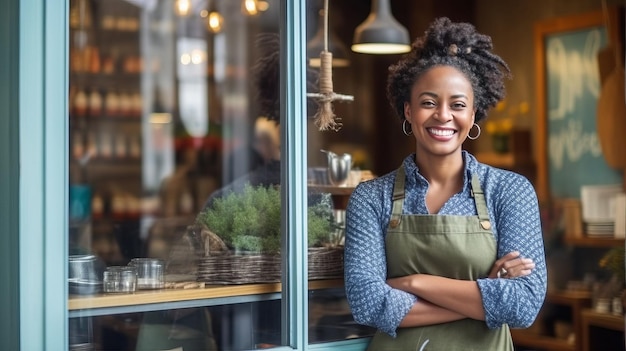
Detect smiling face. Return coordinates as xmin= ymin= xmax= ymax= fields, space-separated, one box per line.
xmin=404 ymin=65 xmax=476 ymax=159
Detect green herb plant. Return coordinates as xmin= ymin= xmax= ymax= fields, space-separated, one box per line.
xmin=196 ymin=184 xmax=334 ymax=253
xmin=599 ymin=246 xmax=625 ymax=286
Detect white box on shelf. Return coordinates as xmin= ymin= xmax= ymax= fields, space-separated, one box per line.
xmin=613 ymin=193 xmax=626 ymax=239
xmin=580 ymin=184 xmax=623 ymax=223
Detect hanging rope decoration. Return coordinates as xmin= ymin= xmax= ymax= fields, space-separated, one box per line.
xmin=306 ymin=0 xmax=354 ymax=131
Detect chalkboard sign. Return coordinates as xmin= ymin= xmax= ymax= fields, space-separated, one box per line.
xmin=535 ymin=11 xmax=623 ymax=201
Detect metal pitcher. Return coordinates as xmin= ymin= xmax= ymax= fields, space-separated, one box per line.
xmin=322 ymin=150 xmax=352 ymax=186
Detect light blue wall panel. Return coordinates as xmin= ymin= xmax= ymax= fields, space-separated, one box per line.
xmin=19 ymin=0 xmax=68 ymax=349
xmin=282 ymin=0 xmax=309 ymax=349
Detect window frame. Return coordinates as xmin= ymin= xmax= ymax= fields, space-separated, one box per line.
xmin=14 ymin=0 xmax=370 ymax=349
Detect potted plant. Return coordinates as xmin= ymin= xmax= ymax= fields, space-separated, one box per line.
xmin=597 ymin=247 xmax=625 ymax=314
xmin=195 ymin=184 xmax=343 ymax=284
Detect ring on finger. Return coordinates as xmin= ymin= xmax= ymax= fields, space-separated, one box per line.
xmin=497 ymin=267 xmax=508 ymax=278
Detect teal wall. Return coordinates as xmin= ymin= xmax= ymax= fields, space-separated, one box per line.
xmin=0 ymin=0 xmax=21 ymax=349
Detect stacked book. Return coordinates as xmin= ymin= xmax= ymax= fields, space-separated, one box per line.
xmin=581 ymin=184 xmax=623 ymax=238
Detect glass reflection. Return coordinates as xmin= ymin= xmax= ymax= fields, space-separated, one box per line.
xmin=68 ymin=0 xmax=286 ymax=349
xmin=67 ymin=0 xmax=373 ymax=349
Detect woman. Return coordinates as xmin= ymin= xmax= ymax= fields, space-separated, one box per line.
xmin=344 ymin=17 xmax=546 ymax=350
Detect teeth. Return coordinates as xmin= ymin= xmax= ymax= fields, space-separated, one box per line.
xmin=428 ymin=128 xmax=454 ymax=136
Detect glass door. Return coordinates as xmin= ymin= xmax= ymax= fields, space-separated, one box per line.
xmin=67 ymin=1 xmax=295 ymax=349
xmin=65 ymin=0 xmax=373 ymax=349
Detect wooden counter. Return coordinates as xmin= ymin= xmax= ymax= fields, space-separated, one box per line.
xmin=69 ymin=279 xmax=344 ymax=317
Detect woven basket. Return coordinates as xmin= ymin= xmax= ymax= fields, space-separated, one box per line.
xmin=307 ymin=247 xmax=344 ymax=281
xmin=197 ymin=247 xmax=344 ymax=285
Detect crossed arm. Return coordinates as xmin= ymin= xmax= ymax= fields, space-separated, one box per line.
xmin=344 ymin=175 xmax=546 ymax=336
xmin=388 ymin=252 xmax=535 ymax=327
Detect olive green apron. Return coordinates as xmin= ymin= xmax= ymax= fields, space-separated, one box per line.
xmin=367 ymin=165 xmax=513 ymax=351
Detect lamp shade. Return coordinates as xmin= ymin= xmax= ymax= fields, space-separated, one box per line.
xmin=351 ymin=0 xmax=411 ymax=54
xmin=307 ymin=11 xmax=350 ymax=67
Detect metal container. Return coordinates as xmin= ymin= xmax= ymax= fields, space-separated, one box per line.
xmin=68 ymin=254 xmax=105 ymax=295
xmin=322 ymin=150 xmax=352 ymax=186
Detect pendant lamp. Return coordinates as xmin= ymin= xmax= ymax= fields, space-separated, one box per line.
xmin=351 ymin=0 xmax=411 ymax=54
xmin=307 ymin=10 xmax=350 ymax=67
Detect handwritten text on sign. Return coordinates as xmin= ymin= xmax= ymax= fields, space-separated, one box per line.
xmin=546 ymin=27 xmax=621 ymax=197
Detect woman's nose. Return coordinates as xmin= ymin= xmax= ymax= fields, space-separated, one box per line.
xmin=434 ymin=105 xmax=452 ymax=122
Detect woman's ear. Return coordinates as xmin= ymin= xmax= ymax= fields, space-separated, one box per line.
xmin=404 ymin=102 xmax=411 ymax=122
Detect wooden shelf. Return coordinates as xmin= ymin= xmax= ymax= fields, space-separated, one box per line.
xmin=512 ymin=291 xmax=591 ymax=351
xmin=546 ymin=290 xmax=592 ymax=305
xmin=581 ymin=309 xmax=624 ymax=331
xmin=70 ymin=117 xmax=143 ymax=125
xmin=511 ymin=329 xmax=575 ymax=351
xmin=581 ymin=309 xmax=624 ymax=351
xmin=475 ymin=151 xmax=533 ymax=169
xmin=563 ymin=236 xmax=624 ymax=248
xmin=69 ymin=279 xmax=343 ymax=311
xmin=308 ymin=184 xmax=356 ymax=196
xmin=475 ymin=151 xmax=517 ymax=168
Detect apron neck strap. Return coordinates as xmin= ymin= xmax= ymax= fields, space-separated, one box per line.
xmin=389 ymin=165 xmax=406 ymax=227
xmin=470 ymin=173 xmax=491 ymax=225
xmin=389 ymin=165 xmax=492 ymax=229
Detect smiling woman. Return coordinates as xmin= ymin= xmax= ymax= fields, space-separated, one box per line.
xmin=403 ymin=65 xmax=475 ymax=174
xmin=344 ymin=17 xmax=547 ymax=351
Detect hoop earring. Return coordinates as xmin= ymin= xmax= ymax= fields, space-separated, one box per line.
xmin=402 ymin=120 xmax=413 ymax=136
xmin=467 ymin=123 xmax=481 ymax=140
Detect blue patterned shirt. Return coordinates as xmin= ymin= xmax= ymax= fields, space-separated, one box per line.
xmin=344 ymin=151 xmax=547 ymax=337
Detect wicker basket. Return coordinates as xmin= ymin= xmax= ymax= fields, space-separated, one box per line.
xmin=197 ymin=247 xmax=344 ymax=285
xmin=307 ymin=247 xmax=344 ymax=281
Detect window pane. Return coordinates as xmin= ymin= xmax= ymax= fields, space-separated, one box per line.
xmin=304 ymin=0 xmax=375 ymax=344
xmin=70 ymin=302 xmax=282 ymax=350
xmin=68 ymin=0 xmax=287 ymax=349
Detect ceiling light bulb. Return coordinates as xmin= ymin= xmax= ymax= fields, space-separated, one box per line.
xmin=191 ymin=49 xmax=205 ymax=64
xmin=180 ymin=53 xmax=191 ymax=65
xmin=257 ymin=1 xmax=269 ymax=11
xmin=175 ymin=0 xmax=191 ymax=17
xmin=207 ymin=11 xmax=223 ymax=33
xmin=243 ymin=0 xmax=258 ymax=16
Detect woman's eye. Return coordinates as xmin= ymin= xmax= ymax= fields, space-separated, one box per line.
xmin=421 ymin=101 xmax=435 ymax=107
xmin=452 ymin=102 xmax=466 ymax=109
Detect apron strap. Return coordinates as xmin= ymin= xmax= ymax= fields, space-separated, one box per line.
xmin=390 ymin=166 xmax=492 ymax=230
xmin=470 ymin=173 xmax=492 ymax=230
xmin=389 ymin=165 xmax=406 ymax=228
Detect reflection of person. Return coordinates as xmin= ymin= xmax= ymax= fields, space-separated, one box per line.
xmin=344 ymin=17 xmax=546 ymax=350
xmin=202 ymin=33 xmax=319 ymax=210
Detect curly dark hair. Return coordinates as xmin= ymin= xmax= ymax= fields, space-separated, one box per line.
xmin=253 ymin=33 xmax=319 ymax=122
xmin=387 ymin=17 xmax=511 ymax=123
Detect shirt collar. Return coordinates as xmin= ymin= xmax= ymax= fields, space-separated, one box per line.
xmin=401 ymin=151 xmax=478 ymax=195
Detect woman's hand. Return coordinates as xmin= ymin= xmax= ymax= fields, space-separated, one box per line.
xmin=488 ymin=251 xmax=535 ymax=279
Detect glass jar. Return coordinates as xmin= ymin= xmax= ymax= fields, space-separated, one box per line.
xmin=128 ymin=258 xmax=165 ymax=289
xmin=103 ymin=266 xmax=137 ymax=293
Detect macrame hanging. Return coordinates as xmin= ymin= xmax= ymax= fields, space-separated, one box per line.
xmin=307 ymin=0 xmax=354 ymax=131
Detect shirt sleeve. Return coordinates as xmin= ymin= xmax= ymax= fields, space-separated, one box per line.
xmin=477 ymin=174 xmax=547 ymax=329
xmin=344 ymin=181 xmax=417 ymax=337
